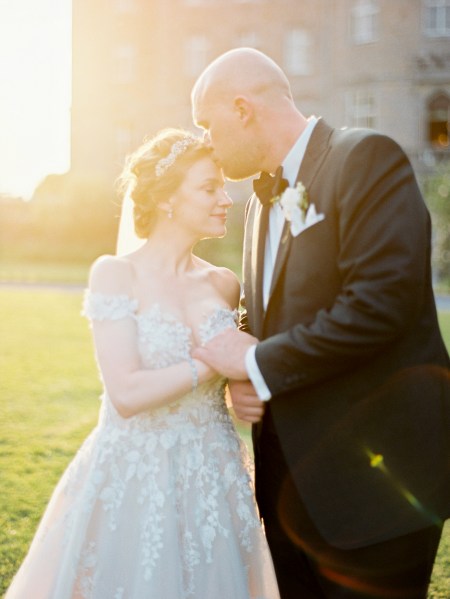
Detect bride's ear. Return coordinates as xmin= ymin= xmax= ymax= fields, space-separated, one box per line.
xmin=158 ymin=200 xmax=174 ymax=219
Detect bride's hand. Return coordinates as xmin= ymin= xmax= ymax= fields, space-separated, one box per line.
xmin=194 ymin=357 xmax=218 ymax=385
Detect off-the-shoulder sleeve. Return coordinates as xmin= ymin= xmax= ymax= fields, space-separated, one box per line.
xmin=82 ymin=290 xmax=139 ymax=321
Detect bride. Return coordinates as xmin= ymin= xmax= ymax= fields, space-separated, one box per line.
xmin=6 ymin=128 xmax=279 ymax=598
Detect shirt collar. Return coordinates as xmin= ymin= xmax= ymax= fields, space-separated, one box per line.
xmin=281 ymin=116 xmax=318 ymax=187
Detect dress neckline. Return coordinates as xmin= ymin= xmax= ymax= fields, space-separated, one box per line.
xmin=85 ymin=290 xmax=237 ymax=344
xmin=135 ymin=301 xmax=236 ymax=333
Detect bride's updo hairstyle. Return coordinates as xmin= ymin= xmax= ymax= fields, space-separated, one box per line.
xmin=119 ymin=128 xmax=214 ymax=238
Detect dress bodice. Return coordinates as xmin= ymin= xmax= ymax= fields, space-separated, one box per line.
xmin=83 ymin=291 xmax=238 ymax=431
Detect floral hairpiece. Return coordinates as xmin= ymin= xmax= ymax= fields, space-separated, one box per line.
xmin=155 ymin=136 xmax=197 ymax=177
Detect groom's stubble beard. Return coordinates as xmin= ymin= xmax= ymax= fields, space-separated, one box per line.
xmin=222 ymin=165 xmax=258 ymax=182
xmin=215 ymin=148 xmax=263 ymax=182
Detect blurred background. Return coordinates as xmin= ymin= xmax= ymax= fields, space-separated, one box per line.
xmin=0 ymin=0 xmax=449 ymax=286
xmin=1 ymin=3 xmax=449 ymax=595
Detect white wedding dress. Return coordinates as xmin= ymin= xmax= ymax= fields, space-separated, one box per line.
xmin=6 ymin=292 xmax=279 ymax=599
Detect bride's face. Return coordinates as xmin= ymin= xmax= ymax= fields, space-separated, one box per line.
xmin=171 ymin=157 xmax=233 ymax=240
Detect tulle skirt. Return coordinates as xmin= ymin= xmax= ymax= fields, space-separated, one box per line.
xmin=6 ymin=404 xmax=280 ymax=599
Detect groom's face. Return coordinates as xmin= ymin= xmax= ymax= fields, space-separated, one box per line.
xmin=194 ymin=95 xmax=255 ymax=181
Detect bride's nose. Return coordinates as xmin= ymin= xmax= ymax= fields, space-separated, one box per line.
xmin=218 ymin=190 xmax=233 ymax=207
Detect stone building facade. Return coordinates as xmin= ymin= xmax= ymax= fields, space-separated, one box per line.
xmin=71 ymin=0 xmax=450 ymax=190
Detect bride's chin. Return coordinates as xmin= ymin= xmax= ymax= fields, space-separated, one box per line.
xmin=198 ymin=227 xmax=227 ymax=241
xmin=209 ymin=221 xmax=227 ymax=235
xmin=214 ymin=225 xmax=227 ymax=238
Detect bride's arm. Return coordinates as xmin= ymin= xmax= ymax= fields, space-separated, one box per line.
xmin=92 ymin=319 xmax=213 ymax=418
xmin=87 ymin=256 xmax=215 ymax=419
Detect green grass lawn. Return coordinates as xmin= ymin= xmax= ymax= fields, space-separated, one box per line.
xmin=0 ymin=258 xmax=90 ymax=285
xmin=0 ymin=288 xmax=100 ymax=595
xmin=0 ymin=287 xmax=449 ymax=597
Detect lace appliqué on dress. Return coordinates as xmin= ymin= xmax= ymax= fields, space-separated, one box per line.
xmin=200 ymin=306 xmax=238 ymax=344
xmin=82 ymin=290 xmax=138 ymax=321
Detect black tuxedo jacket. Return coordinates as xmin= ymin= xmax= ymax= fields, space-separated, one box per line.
xmin=242 ymin=119 xmax=450 ymax=549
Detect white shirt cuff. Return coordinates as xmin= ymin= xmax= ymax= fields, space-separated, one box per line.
xmin=245 ymin=344 xmax=272 ymax=402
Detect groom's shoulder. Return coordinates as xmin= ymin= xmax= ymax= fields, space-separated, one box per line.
xmin=332 ymin=125 xmax=396 ymax=150
xmin=328 ymin=125 xmax=404 ymax=164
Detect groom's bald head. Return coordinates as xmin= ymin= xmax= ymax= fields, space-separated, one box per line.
xmin=191 ymin=47 xmax=306 ymax=178
xmin=192 ymin=47 xmax=292 ymax=113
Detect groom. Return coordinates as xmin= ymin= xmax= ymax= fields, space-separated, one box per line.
xmin=192 ymin=48 xmax=450 ymax=598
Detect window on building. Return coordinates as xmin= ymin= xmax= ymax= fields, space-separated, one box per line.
xmin=428 ymin=93 xmax=450 ymax=147
xmin=184 ymin=35 xmax=209 ymax=77
xmin=346 ymin=90 xmax=377 ymax=128
xmin=351 ymin=0 xmax=379 ymax=44
xmin=115 ymin=44 xmax=136 ymax=84
xmin=234 ymin=31 xmax=260 ymax=49
xmin=283 ymin=29 xmax=312 ymax=76
xmin=423 ymin=0 xmax=450 ymax=36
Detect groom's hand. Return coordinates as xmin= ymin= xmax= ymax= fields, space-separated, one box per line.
xmin=228 ymin=379 xmax=266 ymax=423
xmin=192 ymin=328 xmax=257 ymax=380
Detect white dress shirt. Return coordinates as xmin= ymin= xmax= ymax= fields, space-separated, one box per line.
xmin=245 ymin=117 xmax=318 ymax=401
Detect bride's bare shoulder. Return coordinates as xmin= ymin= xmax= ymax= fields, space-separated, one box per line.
xmin=88 ymin=254 xmax=135 ymax=294
xmin=194 ymin=256 xmax=241 ymax=309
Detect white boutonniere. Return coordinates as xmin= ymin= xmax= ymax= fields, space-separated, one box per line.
xmin=273 ymin=182 xmax=325 ymax=237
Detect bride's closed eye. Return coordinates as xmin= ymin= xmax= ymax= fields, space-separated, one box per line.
xmin=201 ymin=181 xmax=219 ymax=190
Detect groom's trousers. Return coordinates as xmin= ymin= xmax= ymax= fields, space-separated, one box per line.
xmin=254 ymin=410 xmax=442 ymax=599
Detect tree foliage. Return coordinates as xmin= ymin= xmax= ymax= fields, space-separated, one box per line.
xmin=423 ymin=162 xmax=450 ymax=288
xmin=0 ymin=174 xmax=247 ymax=275
xmin=0 ymin=173 xmax=119 ymax=263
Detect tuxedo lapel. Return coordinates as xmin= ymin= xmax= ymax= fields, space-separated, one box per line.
xmin=268 ymin=119 xmax=334 ymax=304
xmin=249 ymin=198 xmax=270 ymax=338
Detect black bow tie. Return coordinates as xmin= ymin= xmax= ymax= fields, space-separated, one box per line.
xmin=253 ymin=166 xmax=289 ymax=207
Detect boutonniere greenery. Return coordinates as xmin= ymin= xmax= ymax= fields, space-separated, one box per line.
xmin=272 ymin=182 xmax=325 ymax=237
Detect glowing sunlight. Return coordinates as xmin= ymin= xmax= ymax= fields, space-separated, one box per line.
xmin=0 ymin=0 xmax=71 ymax=199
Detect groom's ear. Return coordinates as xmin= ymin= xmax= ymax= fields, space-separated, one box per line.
xmin=233 ymin=96 xmax=253 ymax=124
